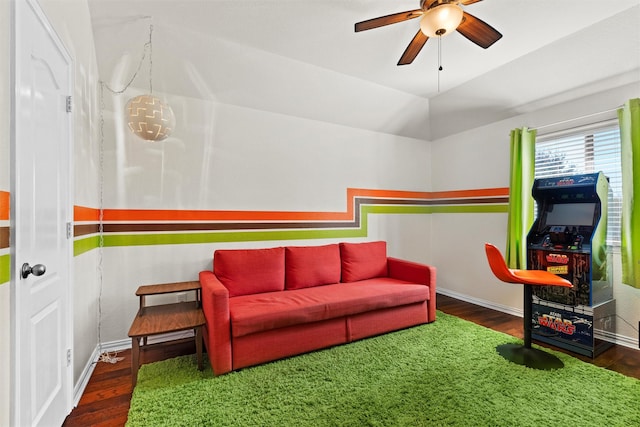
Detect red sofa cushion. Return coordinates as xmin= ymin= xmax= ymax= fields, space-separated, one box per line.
xmin=214 ymin=247 xmax=285 ymax=297
xmin=340 ymin=241 xmax=388 ymax=282
xmin=229 ymin=278 xmax=429 ymax=337
xmin=285 ymin=244 xmax=341 ymax=290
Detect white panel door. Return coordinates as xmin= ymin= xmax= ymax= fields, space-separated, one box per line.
xmin=12 ymin=0 xmax=73 ymax=425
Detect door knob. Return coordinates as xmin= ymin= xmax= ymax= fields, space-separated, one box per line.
xmin=21 ymin=263 xmax=46 ymax=279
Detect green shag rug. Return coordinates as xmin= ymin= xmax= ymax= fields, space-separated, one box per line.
xmin=127 ymin=312 xmax=640 ymax=426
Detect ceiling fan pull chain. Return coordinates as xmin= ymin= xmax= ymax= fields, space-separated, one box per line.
xmin=437 ymin=36 xmax=443 ymax=92
xmin=149 ymin=24 xmax=154 ymax=94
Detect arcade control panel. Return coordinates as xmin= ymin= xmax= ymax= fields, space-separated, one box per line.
xmin=530 ymin=225 xmax=592 ymax=251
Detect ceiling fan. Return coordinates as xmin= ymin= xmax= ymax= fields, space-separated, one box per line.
xmin=355 ymin=0 xmax=502 ymax=65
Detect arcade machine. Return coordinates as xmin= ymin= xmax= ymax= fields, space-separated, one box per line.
xmin=527 ymin=172 xmax=615 ymax=358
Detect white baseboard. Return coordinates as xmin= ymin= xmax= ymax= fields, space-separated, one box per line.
xmin=436 ymin=288 xmax=639 ymax=351
xmin=597 ymin=329 xmax=638 ymax=349
xmin=72 ymin=341 xmax=129 ymax=408
xmin=437 ymin=288 xmax=523 ymax=318
xmin=72 ymin=346 xmax=100 ymax=407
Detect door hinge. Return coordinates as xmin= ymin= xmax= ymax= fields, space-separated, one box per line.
xmin=67 ymin=349 xmax=71 ymax=366
xmin=66 ymin=222 xmax=73 ymax=239
xmin=66 ymin=96 xmax=72 ymax=113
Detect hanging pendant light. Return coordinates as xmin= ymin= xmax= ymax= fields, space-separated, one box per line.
xmin=126 ymin=24 xmax=175 ymax=141
xmin=419 ymin=3 xmax=464 ymax=38
xmin=126 ymin=94 xmax=175 ymax=141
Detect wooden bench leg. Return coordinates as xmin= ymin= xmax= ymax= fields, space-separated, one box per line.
xmin=196 ymin=326 xmax=203 ymax=371
xmin=131 ymin=337 xmax=140 ymax=387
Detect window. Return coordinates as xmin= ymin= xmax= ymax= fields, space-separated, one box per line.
xmin=535 ymin=120 xmax=622 ymax=246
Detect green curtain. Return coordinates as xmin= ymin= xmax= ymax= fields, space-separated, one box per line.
xmin=618 ymin=98 xmax=640 ymax=288
xmin=506 ymin=127 xmax=536 ymax=269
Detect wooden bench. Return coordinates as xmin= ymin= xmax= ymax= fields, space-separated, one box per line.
xmin=127 ymin=281 xmax=205 ymax=386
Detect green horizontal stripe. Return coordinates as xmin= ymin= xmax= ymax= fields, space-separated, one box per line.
xmin=74 ymin=236 xmax=101 ymax=256
xmin=430 ymin=204 xmax=508 ymax=214
xmin=103 ymin=228 xmax=367 ymax=247
xmin=363 ymin=205 xmax=433 ymax=215
xmin=365 ymin=204 xmax=508 ymax=214
xmin=0 ymin=254 xmax=10 ymax=284
xmin=72 ymin=203 xmax=508 ymax=252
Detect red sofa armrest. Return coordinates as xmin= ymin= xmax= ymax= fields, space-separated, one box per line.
xmin=199 ymin=270 xmax=232 ymax=375
xmin=387 ymin=257 xmax=437 ymax=322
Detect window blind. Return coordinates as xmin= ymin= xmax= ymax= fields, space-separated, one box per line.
xmin=535 ymin=121 xmax=622 ymax=246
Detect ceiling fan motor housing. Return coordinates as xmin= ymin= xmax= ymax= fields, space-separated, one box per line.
xmin=421 ymin=0 xmax=458 ymax=11
xmin=419 ymin=0 xmax=464 ymax=37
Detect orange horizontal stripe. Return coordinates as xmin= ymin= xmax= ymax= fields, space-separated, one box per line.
xmin=74 ymin=206 xmax=101 ymax=222
xmin=0 ymin=191 xmax=8 ymax=221
xmin=430 ymin=188 xmax=509 ymax=199
xmin=74 ymin=187 xmax=509 ymax=222
xmin=101 ymin=188 xmax=433 ymax=222
xmin=349 ymin=187 xmax=508 ymax=200
xmin=102 ymin=209 xmax=352 ymax=222
xmin=348 ymin=188 xmax=431 ymax=200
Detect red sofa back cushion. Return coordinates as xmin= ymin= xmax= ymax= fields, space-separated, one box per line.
xmin=340 ymin=241 xmax=388 ymax=282
xmin=214 ymin=247 xmax=285 ymax=297
xmin=285 ymin=244 xmax=341 ymax=290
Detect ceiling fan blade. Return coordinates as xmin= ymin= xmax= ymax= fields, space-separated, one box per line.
xmin=355 ymin=9 xmax=422 ymax=32
xmin=456 ymin=11 xmax=502 ymax=49
xmin=397 ymin=30 xmax=429 ymax=66
xmin=459 ymin=0 xmax=483 ymax=5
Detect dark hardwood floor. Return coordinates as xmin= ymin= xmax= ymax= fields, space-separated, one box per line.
xmin=62 ymin=294 xmax=640 ymax=426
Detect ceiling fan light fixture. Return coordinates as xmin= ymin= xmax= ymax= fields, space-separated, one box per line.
xmin=419 ymin=3 xmax=464 ymax=37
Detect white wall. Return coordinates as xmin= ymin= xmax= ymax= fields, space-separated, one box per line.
xmin=431 ymin=80 xmax=640 ymax=344
xmin=103 ymin=93 xmax=431 ymax=210
xmin=0 ymin=3 xmax=8 ymax=192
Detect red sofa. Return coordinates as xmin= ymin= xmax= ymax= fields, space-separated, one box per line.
xmin=199 ymin=241 xmax=436 ymax=375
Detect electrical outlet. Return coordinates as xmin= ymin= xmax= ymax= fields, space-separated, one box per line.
xmin=176 ymin=292 xmax=187 ymax=303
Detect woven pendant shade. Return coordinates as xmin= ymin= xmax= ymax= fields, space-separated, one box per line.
xmin=126 ymin=94 xmax=175 ymax=141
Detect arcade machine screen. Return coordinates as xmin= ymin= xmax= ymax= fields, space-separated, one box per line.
xmin=544 ymin=203 xmax=596 ymax=227
xmin=533 ymin=202 xmax=598 ymax=249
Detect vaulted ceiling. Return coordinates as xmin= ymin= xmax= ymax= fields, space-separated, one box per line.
xmin=88 ymin=0 xmax=640 ymax=140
